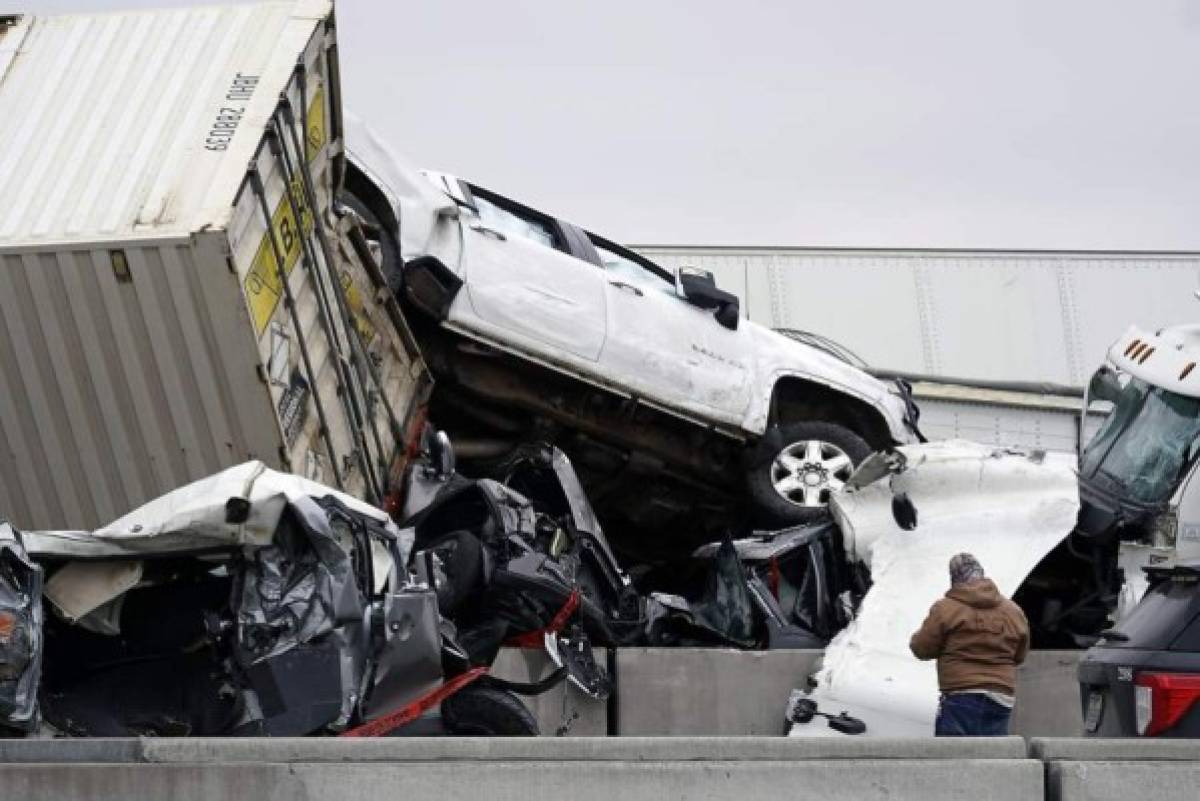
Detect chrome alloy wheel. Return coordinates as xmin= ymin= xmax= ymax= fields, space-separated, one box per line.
xmin=770 ymin=440 xmax=853 ymax=508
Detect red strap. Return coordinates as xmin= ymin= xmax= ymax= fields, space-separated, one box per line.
xmin=338 ymin=666 xmax=487 ymax=738
xmin=504 ymin=589 xmax=580 ymax=649
xmin=768 ymin=556 xmax=781 ymax=600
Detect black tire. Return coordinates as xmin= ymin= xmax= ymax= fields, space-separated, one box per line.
xmin=338 ymin=190 xmax=403 ymax=292
xmin=746 ymin=421 xmax=872 ymax=526
xmin=432 ymin=530 xmax=484 ymax=617
xmin=441 ymin=686 xmax=539 ymax=736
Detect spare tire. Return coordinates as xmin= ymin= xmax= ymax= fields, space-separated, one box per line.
xmin=746 ymin=421 xmax=871 ymax=526
xmin=441 ymin=686 xmax=539 ymax=736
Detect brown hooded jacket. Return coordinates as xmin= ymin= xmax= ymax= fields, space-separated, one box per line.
xmin=909 ymin=578 xmax=1030 ymax=694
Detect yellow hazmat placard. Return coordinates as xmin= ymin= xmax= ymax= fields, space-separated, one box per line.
xmin=244 ymin=177 xmax=312 ymax=336
xmin=340 ymin=269 xmax=377 ymax=346
xmin=305 ymin=85 xmax=326 ymax=163
xmin=245 ymin=86 xmax=328 ymax=337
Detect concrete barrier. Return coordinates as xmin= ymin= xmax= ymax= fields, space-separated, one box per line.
xmin=1031 ymin=738 xmax=1200 ymax=801
xmin=615 ymin=648 xmax=822 ymax=735
xmin=1011 ymin=651 xmax=1082 ymax=737
xmin=0 ymin=735 xmax=1031 ymax=763
xmin=613 ymin=648 xmax=1082 ymax=737
xmin=11 ymin=735 xmax=1200 ymax=801
xmin=0 ymin=737 xmax=1042 ymax=801
xmin=1030 ymin=738 xmax=1200 ymax=761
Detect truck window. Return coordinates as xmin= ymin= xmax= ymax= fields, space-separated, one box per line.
xmin=589 ymin=236 xmax=675 ymax=296
xmin=1080 ymin=378 xmax=1200 ymax=506
xmin=1110 ymin=574 xmax=1200 ymax=651
xmin=472 ymin=191 xmax=564 ymax=252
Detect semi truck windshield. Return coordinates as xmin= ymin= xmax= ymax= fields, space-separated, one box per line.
xmin=1080 ymin=377 xmax=1200 ymax=506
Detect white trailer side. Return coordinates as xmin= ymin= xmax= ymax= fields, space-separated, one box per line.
xmin=636 ymin=246 xmax=1200 ymax=451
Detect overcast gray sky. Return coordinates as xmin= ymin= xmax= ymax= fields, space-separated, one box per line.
xmin=19 ymin=0 xmax=1200 ymax=249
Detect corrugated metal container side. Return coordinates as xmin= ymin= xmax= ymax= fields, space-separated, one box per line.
xmin=0 ymin=1 xmax=329 ymax=245
xmin=0 ymin=1 xmax=429 ymax=529
xmin=635 ymin=246 xmax=1200 ymax=390
xmin=0 ymin=238 xmax=279 ymax=527
xmin=914 ymin=395 xmax=1098 ymax=453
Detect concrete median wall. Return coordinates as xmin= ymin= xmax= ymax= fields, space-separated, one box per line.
xmin=614 ymin=647 xmax=821 ymax=735
xmin=1012 ymin=651 xmax=1083 ymax=737
xmin=0 ymin=737 xmax=1042 ymax=801
xmin=7 ymin=735 xmax=1200 ymax=801
xmin=609 ymin=648 xmax=1082 ymax=737
xmin=1031 ymin=738 xmax=1200 ymax=801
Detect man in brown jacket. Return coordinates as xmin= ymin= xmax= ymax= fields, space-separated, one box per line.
xmin=909 ymin=553 xmax=1030 ymax=736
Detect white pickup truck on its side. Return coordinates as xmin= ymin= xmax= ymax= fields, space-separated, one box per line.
xmin=343 ymin=121 xmax=921 ymax=546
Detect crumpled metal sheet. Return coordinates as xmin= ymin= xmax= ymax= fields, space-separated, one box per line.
xmin=692 ymin=525 xmax=827 ymax=562
xmin=343 ymin=111 xmax=461 ymax=267
xmin=644 ymin=539 xmax=759 ymax=648
xmin=233 ymin=494 xmax=382 ymax=732
xmin=0 ymin=523 xmax=42 ymax=731
xmin=789 ymin=440 xmax=1079 ymax=737
xmin=4 ymin=465 xmax=428 ymax=736
xmin=693 ymin=539 xmax=757 ymax=646
xmin=237 ymin=495 xmax=360 ymax=663
xmin=21 ymin=461 xmax=412 ymax=564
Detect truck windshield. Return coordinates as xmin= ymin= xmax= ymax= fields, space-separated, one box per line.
xmin=1080 ymin=377 xmax=1200 ymax=506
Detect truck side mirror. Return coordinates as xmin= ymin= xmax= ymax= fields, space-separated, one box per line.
xmin=715 ymin=301 xmax=740 ymax=330
xmin=1087 ymin=367 xmax=1123 ymax=404
xmin=676 ymin=266 xmax=740 ymax=330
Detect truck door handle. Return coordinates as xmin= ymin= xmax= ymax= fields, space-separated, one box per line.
xmin=469 ymin=223 xmax=507 ymax=241
xmin=608 ymin=280 xmax=643 ymax=297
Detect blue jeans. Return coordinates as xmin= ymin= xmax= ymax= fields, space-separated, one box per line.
xmin=935 ymin=693 xmax=1012 ymax=736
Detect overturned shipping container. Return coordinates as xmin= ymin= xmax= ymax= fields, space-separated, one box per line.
xmin=0 ymin=1 xmax=429 ymax=529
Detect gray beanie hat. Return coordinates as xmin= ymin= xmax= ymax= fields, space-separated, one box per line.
xmin=949 ymin=553 xmax=985 ymax=585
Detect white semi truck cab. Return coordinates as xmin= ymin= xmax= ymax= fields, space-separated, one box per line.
xmin=1077 ymin=324 xmax=1200 ymax=605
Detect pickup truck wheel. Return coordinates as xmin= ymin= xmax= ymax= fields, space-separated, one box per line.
xmin=746 ymin=421 xmax=871 ymax=525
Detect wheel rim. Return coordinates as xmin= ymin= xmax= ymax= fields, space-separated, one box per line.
xmin=770 ymin=439 xmax=854 ymax=508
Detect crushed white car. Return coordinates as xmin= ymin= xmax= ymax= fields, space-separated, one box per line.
xmin=0 ymin=462 xmax=543 ymax=737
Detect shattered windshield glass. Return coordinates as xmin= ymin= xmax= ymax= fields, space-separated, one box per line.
xmin=1080 ymin=377 xmax=1200 ymax=505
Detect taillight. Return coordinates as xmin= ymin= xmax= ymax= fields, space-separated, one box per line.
xmin=1134 ymin=672 xmax=1200 ymax=736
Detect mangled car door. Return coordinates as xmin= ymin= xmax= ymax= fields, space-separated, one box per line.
xmin=0 ymin=524 xmax=42 ymax=733
xmin=590 ymin=236 xmax=752 ymax=424
xmin=232 ymin=498 xmax=369 ymax=735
